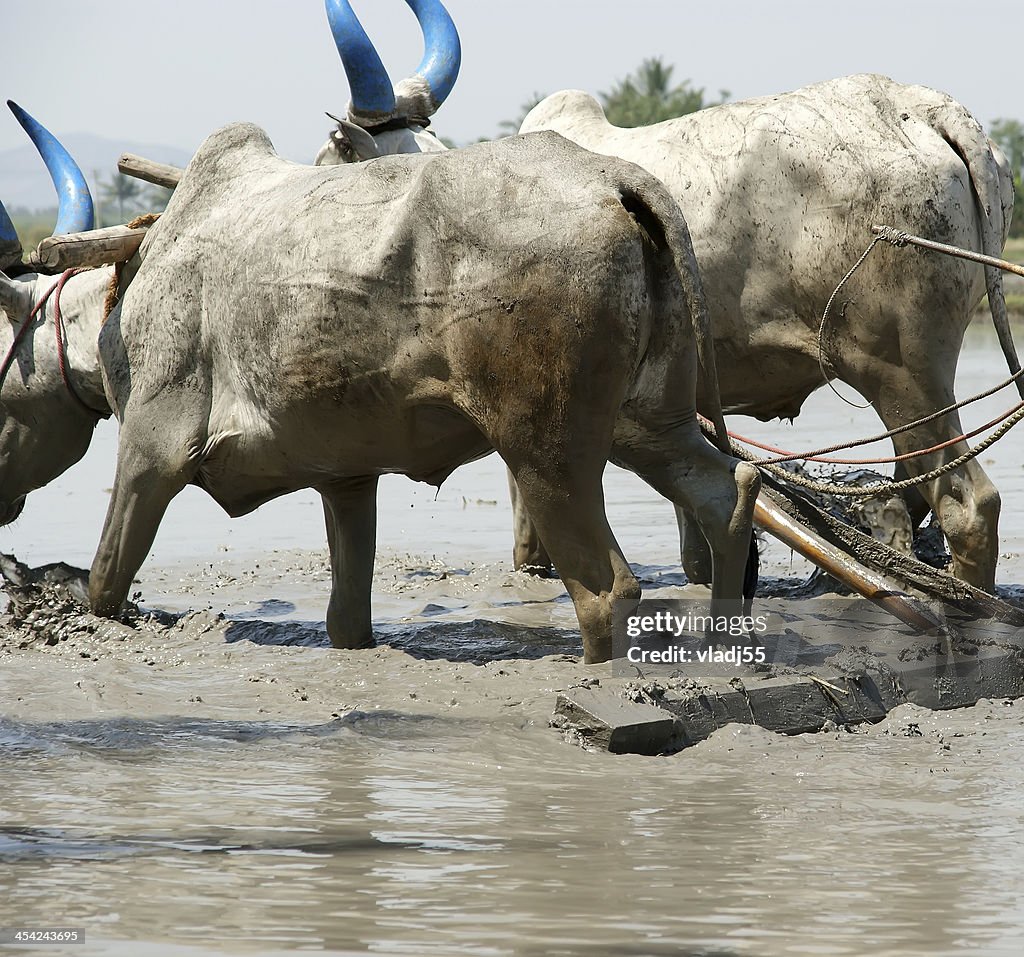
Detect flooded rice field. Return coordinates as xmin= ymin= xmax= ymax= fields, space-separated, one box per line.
xmin=2 ymin=323 xmax=1023 ymax=956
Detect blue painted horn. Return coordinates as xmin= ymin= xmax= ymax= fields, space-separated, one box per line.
xmin=404 ymin=0 xmax=461 ymax=111
xmin=8 ymin=100 xmax=94 ymax=235
xmin=325 ymin=0 xmax=397 ymax=119
xmin=0 ymin=198 xmax=17 ymax=252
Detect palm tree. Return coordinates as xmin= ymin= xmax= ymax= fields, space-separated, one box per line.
xmin=98 ymin=173 xmax=144 ymax=225
xmin=601 ymin=57 xmax=727 ymax=128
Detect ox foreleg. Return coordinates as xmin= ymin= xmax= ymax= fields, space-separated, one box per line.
xmin=89 ymin=427 xmax=196 ymax=618
xmin=506 ymin=468 xmax=553 ymax=575
xmin=318 ymin=476 xmax=378 ymax=650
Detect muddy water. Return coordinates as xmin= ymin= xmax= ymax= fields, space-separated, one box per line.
xmin=2 ymin=325 xmax=1024 ymax=956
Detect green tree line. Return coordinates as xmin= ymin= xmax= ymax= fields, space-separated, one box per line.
xmin=990 ymin=119 xmax=1024 ymax=239
xmin=500 ymin=57 xmax=726 ymax=133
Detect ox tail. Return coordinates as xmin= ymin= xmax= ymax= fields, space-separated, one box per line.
xmin=934 ymin=109 xmax=1022 ymax=398
xmin=616 ymin=179 xmax=732 ymax=456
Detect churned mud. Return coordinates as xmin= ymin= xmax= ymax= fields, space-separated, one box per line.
xmin=2 ymin=327 xmax=1023 ymax=956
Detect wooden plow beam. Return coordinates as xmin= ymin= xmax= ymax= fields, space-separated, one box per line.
xmin=755 ymin=472 xmax=1024 ymax=629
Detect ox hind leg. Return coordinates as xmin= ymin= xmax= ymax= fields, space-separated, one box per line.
xmin=674 ymin=503 xmax=714 ymax=586
xmin=317 ymin=476 xmax=378 ymax=649
xmin=89 ymin=419 xmax=201 ymax=618
xmin=507 ymin=468 xmax=552 ymax=574
xmin=512 ymin=465 xmax=717 ymax=586
xmin=615 ymin=421 xmax=760 ymax=608
xmin=502 ymin=448 xmax=640 ymax=664
xmin=884 ymin=402 xmax=998 ymax=590
xmin=853 ymin=363 xmax=999 ymax=591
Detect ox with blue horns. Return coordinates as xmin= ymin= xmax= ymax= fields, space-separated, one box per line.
xmin=315 ymin=0 xmax=460 ymax=164
xmin=0 ymin=102 xmax=111 ymax=526
xmin=87 ymin=122 xmax=760 ymax=664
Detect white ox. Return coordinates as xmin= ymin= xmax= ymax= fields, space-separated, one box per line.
xmin=517 ymin=75 xmax=1017 ymax=591
xmin=0 ymin=103 xmax=112 ymax=526
xmin=87 ymin=125 xmax=759 ymax=664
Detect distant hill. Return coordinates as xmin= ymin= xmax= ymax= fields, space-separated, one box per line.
xmin=0 ymin=132 xmax=193 ymax=212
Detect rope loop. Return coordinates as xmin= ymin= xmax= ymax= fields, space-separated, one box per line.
xmin=875 ymin=225 xmax=911 ymax=247
xmin=816 ymin=237 xmax=881 ymax=409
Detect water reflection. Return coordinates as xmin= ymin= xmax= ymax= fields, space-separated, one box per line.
xmin=2 ymin=707 xmax=1022 ymax=955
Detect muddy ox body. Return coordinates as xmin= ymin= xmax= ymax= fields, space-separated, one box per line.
xmin=0 ymin=268 xmax=111 ymax=523
xmin=0 ymin=102 xmax=110 ymax=527
xmin=90 ymin=125 xmax=758 ymax=663
xmin=519 ymin=74 xmax=1017 ymax=590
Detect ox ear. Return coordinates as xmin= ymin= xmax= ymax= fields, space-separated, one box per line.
xmin=0 ymin=272 xmax=32 ymax=324
xmin=327 ymin=114 xmax=382 ymax=162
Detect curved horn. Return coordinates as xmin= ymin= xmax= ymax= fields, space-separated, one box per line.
xmin=325 ymin=0 xmax=396 ymax=121
xmin=403 ymin=0 xmax=461 ymax=113
xmin=0 ymin=198 xmax=21 ymax=269
xmin=8 ymin=101 xmax=94 ymax=236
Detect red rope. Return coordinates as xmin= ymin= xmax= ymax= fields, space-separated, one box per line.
xmin=733 ymin=401 xmax=1024 ymax=465
xmin=52 ymin=268 xmax=102 ymax=415
xmin=0 ymin=269 xmax=103 ymax=416
xmin=0 ymin=274 xmax=62 ymax=390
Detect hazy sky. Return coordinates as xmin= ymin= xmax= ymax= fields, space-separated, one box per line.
xmin=2 ymin=0 xmax=1021 ymax=161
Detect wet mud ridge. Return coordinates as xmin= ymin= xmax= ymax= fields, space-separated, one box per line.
xmin=554 ymin=619 xmax=1024 ymax=755
xmin=3 ymin=551 xmax=1022 ymax=759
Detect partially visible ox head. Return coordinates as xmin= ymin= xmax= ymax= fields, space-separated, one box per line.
xmin=315 ymin=0 xmax=460 ymax=164
xmin=0 ymin=101 xmax=101 ymax=526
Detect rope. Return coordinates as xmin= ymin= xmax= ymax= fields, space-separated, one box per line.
xmin=721 ymin=360 xmax=1024 ymax=463
xmin=816 ymin=236 xmax=880 ymax=409
xmin=0 ymin=274 xmax=62 ymax=392
xmin=0 ymin=269 xmax=107 ymax=417
xmin=53 ymin=268 xmax=107 ymax=416
xmin=752 ymin=401 xmax=1024 ymax=465
xmin=874 ymin=225 xmax=911 ymax=248
xmin=703 ymin=404 xmax=1024 ymax=499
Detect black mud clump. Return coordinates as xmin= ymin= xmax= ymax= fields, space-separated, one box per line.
xmin=912 ymin=514 xmax=953 ymax=571
xmin=0 ymin=552 xmax=170 ymax=652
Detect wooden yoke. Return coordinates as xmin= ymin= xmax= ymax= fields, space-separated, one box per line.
xmin=29 ymin=223 xmax=152 ymax=271
xmin=118 ymin=153 xmax=184 ymax=190
xmin=23 ymin=150 xmax=187 ymax=271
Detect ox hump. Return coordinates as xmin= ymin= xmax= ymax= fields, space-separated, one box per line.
xmin=520 ymin=90 xmax=607 ymax=135
xmin=181 ymin=123 xmax=280 ymax=190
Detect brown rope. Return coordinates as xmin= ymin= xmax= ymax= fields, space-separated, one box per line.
xmin=103 ymin=260 xmax=124 ymax=323
xmin=101 ymin=213 xmax=157 ymax=322
xmin=125 ymin=212 xmax=160 ymax=229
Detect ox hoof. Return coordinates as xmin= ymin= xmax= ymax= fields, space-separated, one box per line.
xmin=327 ymin=634 xmax=377 ymax=651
